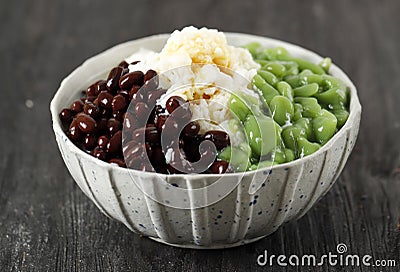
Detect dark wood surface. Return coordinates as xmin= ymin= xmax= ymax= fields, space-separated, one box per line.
xmin=1 ymin=0 xmax=399 ymax=271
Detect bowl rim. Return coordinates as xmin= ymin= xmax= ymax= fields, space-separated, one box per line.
xmin=50 ymin=32 xmax=362 ymax=179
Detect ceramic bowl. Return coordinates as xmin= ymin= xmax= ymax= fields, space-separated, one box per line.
xmin=50 ymin=33 xmax=361 ymax=249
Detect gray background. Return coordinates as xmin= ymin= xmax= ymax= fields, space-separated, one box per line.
xmin=1 ymin=0 xmax=399 ymax=271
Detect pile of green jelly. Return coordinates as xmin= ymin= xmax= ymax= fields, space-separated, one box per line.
xmin=219 ymin=43 xmax=350 ymax=171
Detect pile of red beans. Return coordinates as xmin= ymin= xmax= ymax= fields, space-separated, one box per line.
xmin=59 ymin=60 xmax=232 ymax=174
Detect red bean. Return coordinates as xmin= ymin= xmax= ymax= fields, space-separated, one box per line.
xmin=142 ymin=70 xmax=158 ymax=91
xmin=119 ymin=71 xmax=144 ymax=90
xmin=86 ymin=83 xmax=97 ymax=97
xmin=161 ymin=117 xmax=180 ymax=147
xmin=183 ymin=121 xmax=200 ymax=138
xmin=184 ymin=146 xmax=200 ymax=162
xmin=75 ymin=113 xmax=97 ymax=133
xmin=156 ymin=115 xmax=168 ymax=131
xmin=145 ymin=125 xmax=160 ymax=143
xmin=98 ymin=91 xmax=113 ymax=109
xmin=83 ymin=134 xmax=97 ymax=150
xmin=97 ymin=135 xmax=109 ymax=149
xmin=204 ymin=130 xmax=230 ymax=150
xmin=135 ymin=102 xmax=150 ymax=123
xmin=68 ymin=119 xmax=82 ymax=141
xmin=123 ymin=112 xmax=136 ymax=130
xmin=108 ymin=158 xmax=126 ymax=167
xmin=166 ymin=96 xmax=185 ymax=114
xmin=198 ymin=142 xmax=217 ymax=166
xmin=99 ymin=108 xmax=111 ymax=118
xmin=210 ymin=161 xmax=231 ymax=174
xmin=107 ymin=130 xmax=122 ymax=154
xmin=183 ymin=135 xmax=204 ymax=162
xmin=130 ymin=89 xmax=145 ymax=103
xmin=124 ymin=142 xmax=146 ymax=167
xmin=106 ymin=67 xmax=123 ymax=92
xmin=131 ymin=127 xmax=146 ymax=142
xmin=149 ymin=105 xmax=165 ymax=125
xmin=144 ymin=69 xmax=157 ymax=83
xmin=95 ymin=80 xmax=107 ymax=95
xmin=107 ymin=118 xmax=121 ymax=135
xmin=97 ymin=118 xmax=108 ymax=132
xmin=145 ymin=143 xmax=153 ymax=158
xmin=59 ymin=108 xmax=74 ymax=125
xmin=166 ymin=96 xmax=192 ymax=122
xmin=118 ymin=61 xmax=129 ymax=69
xmin=112 ymin=94 xmax=127 ymax=112
xmin=199 ymin=139 xmax=217 ymax=155
xmin=112 ymin=110 xmax=124 ymax=122
xmin=83 ymin=102 xmax=99 ymax=119
xmin=84 ymin=96 xmax=97 ymax=103
xmin=70 ymin=100 xmax=84 ymax=113
xmin=129 ymin=85 xmax=140 ymax=97
xmin=92 ymin=147 xmax=107 ymax=160
xmin=118 ymin=90 xmax=130 ymax=100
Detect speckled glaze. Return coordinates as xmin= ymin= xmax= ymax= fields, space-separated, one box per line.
xmin=50 ymin=33 xmax=361 ymax=249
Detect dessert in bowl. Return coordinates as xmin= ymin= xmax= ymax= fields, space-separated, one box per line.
xmin=50 ymin=27 xmax=361 ymax=248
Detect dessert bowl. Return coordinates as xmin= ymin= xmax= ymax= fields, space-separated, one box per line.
xmin=50 ymin=33 xmax=361 ymax=249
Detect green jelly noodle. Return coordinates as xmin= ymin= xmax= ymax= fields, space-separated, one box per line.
xmin=221 ymin=43 xmax=351 ymax=170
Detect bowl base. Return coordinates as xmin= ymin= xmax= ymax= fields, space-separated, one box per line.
xmin=148 ymin=235 xmax=268 ymax=249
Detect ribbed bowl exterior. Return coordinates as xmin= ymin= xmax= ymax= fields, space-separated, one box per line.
xmin=51 ymin=33 xmax=361 ymax=249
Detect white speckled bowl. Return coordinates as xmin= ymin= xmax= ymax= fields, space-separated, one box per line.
xmin=50 ymin=33 xmax=361 ymax=249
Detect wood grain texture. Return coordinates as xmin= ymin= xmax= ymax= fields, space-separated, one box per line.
xmin=1 ymin=0 xmax=399 ymax=271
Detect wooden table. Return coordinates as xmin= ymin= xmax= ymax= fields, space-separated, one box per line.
xmin=1 ymin=0 xmax=399 ymax=271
